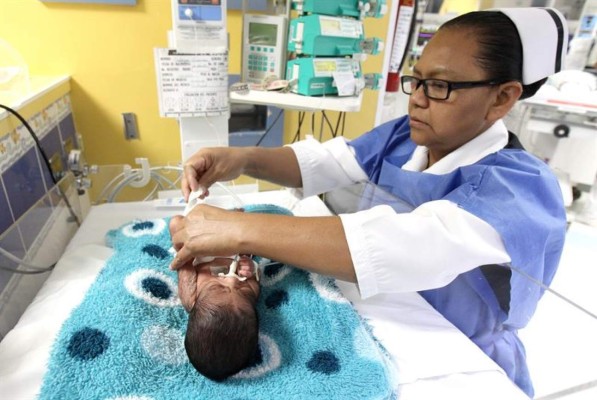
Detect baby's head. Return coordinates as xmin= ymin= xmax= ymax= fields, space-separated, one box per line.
xmin=178 ymin=257 xmax=260 ymax=381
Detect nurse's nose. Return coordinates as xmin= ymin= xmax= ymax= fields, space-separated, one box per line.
xmin=410 ymin=82 xmax=430 ymax=107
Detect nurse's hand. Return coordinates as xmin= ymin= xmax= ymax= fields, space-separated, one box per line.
xmin=182 ymin=147 xmax=248 ymax=201
xmin=169 ymin=204 xmax=244 ymax=271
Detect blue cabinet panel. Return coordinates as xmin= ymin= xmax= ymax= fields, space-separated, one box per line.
xmin=0 ymin=183 xmax=12 ymax=234
xmin=41 ymin=127 xmax=63 ymax=159
xmin=2 ymin=148 xmax=49 ymax=222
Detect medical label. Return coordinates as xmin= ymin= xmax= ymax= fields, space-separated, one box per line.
xmin=319 ymin=16 xmax=363 ymax=38
xmin=313 ymin=59 xmax=359 ymax=77
xmin=154 ymin=48 xmax=229 ymax=118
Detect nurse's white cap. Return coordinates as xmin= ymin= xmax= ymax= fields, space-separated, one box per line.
xmin=495 ymin=7 xmax=568 ymax=85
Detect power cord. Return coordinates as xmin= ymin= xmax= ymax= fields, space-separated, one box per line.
xmin=334 ymin=112 xmax=346 ymax=137
xmin=0 ymin=246 xmax=56 ymax=274
xmin=291 ymin=111 xmax=306 ymax=143
xmin=321 ymin=111 xmax=335 ymax=138
xmin=0 ymin=263 xmax=55 ymax=275
xmin=254 ymin=108 xmax=284 ymax=147
xmin=0 ymin=104 xmax=81 ymax=227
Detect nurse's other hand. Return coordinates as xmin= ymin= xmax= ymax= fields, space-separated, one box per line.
xmin=182 ymin=147 xmax=248 ymax=201
xmin=169 ymin=215 xmax=185 ymax=251
xmin=169 ymin=204 xmax=244 ymax=271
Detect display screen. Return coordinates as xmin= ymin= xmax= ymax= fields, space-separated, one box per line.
xmin=249 ymin=22 xmax=278 ymax=46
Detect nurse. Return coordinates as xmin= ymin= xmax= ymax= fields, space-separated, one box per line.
xmin=170 ymin=8 xmax=568 ymax=397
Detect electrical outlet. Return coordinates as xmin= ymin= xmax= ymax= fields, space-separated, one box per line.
xmin=123 ymin=113 xmax=139 ymax=140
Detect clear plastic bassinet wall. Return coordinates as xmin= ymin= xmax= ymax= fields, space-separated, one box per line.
xmin=0 ymin=43 xmax=83 ymax=338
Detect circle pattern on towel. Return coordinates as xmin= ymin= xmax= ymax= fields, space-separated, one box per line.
xmin=260 ymin=263 xmax=292 ymax=287
xmin=67 ymin=327 xmax=110 ymax=361
xmin=142 ymin=244 xmax=170 ymax=260
xmin=245 ymin=341 xmax=264 ymax=369
xmin=265 ymin=289 xmax=288 ymax=309
xmin=122 ymin=219 xmax=166 ymax=237
xmin=125 ymin=269 xmax=181 ymax=307
xmin=141 ymin=325 xmax=187 ymax=365
xmin=306 ymin=350 xmax=340 ymax=375
xmin=309 ymin=273 xmax=349 ymax=303
xmin=233 ymin=333 xmax=281 ymax=379
xmin=142 ymin=277 xmax=172 ymax=300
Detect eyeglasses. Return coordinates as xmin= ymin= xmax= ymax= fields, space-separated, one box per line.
xmin=400 ymin=75 xmax=503 ymax=100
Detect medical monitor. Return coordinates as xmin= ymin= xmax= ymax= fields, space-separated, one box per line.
xmin=242 ymin=14 xmax=287 ymax=84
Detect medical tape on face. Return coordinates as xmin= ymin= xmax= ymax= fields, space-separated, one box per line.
xmin=217 ymin=255 xmax=260 ymax=282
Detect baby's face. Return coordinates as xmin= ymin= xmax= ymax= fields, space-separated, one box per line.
xmin=178 ymin=256 xmax=260 ymax=312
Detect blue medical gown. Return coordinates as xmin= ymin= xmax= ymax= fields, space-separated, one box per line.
xmin=349 ymin=116 xmax=567 ymax=397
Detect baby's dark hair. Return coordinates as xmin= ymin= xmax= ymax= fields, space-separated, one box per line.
xmin=185 ymin=296 xmax=259 ymax=381
xmin=440 ymin=11 xmax=547 ymax=99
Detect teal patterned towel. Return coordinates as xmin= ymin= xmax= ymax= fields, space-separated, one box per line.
xmin=39 ymin=204 xmax=397 ymax=399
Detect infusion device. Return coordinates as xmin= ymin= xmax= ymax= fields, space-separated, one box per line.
xmin=292 ymin=0 xmax=387 ymax=19
xmin=286 ymin=57 xmax=382 ymax=96
xmin=171 ymin=0 xmax=227 ymax=52
xmin=288 ymin=15 xmax=383 ymax=56
xmin=242 ymin=14 xmax=288 ymax=83
xmin=165 ymin=0 xmax=230 ymax=163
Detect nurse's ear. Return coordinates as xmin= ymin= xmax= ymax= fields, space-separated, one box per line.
xmin=486 ymin=81 xmax=523 ymax=122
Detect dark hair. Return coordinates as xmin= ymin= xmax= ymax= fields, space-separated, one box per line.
xmin=440 ymin=11 xmax=547 ymax=100
xmin=185 ymin=297 xmax=259 ymax=381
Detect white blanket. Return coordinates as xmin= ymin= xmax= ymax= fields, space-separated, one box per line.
xmin=0 ymin=191 xmax=527 ymax=400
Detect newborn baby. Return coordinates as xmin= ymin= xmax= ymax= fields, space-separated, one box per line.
xmin=172 ymin=197 xmax=290 ymax=380
xmin=177 ymin=254 xmax=261 ymax=381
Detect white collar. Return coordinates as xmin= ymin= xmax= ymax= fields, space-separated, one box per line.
xmin=402 ymin=120 xmax=509 ymax=174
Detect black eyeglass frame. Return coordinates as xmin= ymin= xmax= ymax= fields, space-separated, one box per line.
xmin=400 ymin=75 xmax=506 ymax=100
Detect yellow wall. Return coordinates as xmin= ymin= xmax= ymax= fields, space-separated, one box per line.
xmin=440 ymin=0 xmax=479 ymax=14
xmin=0 ymin=0 xmax=389 ymax=167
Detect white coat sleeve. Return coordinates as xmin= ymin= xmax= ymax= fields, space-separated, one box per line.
xmin=340 ymin=201 xmax=512 ymax=299
xmin=287 ymin=136 xmax=368 ymax=198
